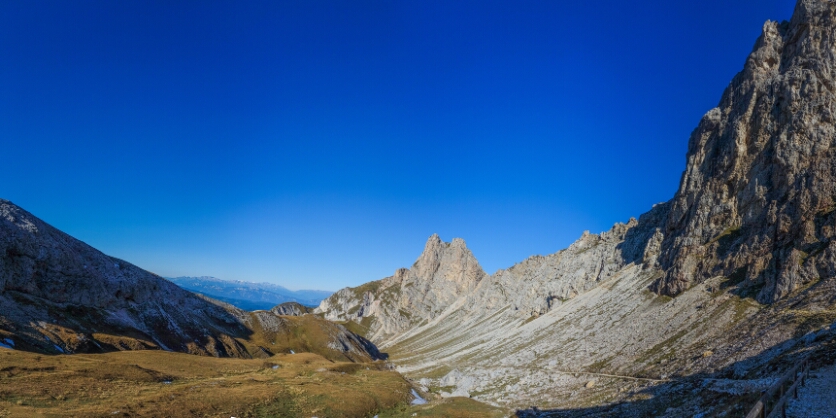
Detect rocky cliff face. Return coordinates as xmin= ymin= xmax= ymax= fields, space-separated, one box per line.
xmin=316 ymin=234 xmax=487 ymax=341
xmin=655 ymin=0 xmax=836 ymax=303
xmin=0 ymin=199 xmax=382 ymax=362
xmin=461 ymin=202 xmax=669 ymax=319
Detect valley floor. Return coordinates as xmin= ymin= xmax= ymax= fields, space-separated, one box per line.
xmin=0 ymin=348 xmax=511 ymax=418
xmin=0 ymin=349 xmax=410 ymax=418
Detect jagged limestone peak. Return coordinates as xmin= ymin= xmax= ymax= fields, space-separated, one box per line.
xmin=410 ymin=234 xmax=485 ymax=287
xmin=655 ymin=0 xmax=836 ymax=302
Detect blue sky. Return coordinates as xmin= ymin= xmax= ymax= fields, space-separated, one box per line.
xmin=1 ymin=0 xmax=796 ymax=291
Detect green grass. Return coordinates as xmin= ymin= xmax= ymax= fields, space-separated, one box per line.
xmin=709 ymin=226 xmax=743 ymax=256
xmin=635 ymin=328 xmax=689 ymax=367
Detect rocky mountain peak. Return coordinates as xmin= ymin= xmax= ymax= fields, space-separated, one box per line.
xmin=655 ymin=0 xmax=836 ymax=302
xmin=410 ymin=234 xmax=485 ymax=289
xmin=316 ymin=234 xmax=488 ymax=341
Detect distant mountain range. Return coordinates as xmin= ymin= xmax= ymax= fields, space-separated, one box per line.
xmin=167 ymin=276 xmax=332 ymax=311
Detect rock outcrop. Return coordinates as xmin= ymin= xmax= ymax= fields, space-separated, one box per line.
xmin=270 ymin=301 xmax=313 ymax=316
xmin=316 ymin=234 xmax=487 ymax=341
xmin=0 ymin=199 xmax=382 ymax=362
xmin=655 ymin=0 xmax=836 ymax=303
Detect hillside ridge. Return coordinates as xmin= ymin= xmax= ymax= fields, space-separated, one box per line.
xmin=0 ymin=199 xmax=381 ymax=362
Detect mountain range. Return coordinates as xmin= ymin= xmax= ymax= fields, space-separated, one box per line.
xmin=2 ymin=0 xmax=836 ymax=416
xmin=315 ymin=1 xmax=836 ymax=415
xmin=167 ymin=276 xmax=332 ymax=311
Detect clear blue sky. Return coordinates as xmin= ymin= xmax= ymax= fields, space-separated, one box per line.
xmin=1 ymin=0 xmax=796 ymax=291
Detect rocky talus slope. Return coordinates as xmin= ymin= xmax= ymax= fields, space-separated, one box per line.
xmin=318 ymin=1 xmax=836 ymax=415
xmin=0 ymin=199 xmax=382 ymax=362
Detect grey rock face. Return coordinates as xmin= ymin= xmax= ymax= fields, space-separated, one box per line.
xmin=464 ymin=202 xmax=670 ymax=319
xmin=316 ymin=234 xmax=487 ymax=341
xmin=655 ymin=0 xmax=836 ymax=303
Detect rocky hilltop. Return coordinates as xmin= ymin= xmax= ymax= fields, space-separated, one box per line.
xmin=271 ymin=301 xmax=313 ymax=316
xmin=0 ymin=199 xmax=382 ymax=362
xmin=317 ymin=1 xmax=836 ymax=415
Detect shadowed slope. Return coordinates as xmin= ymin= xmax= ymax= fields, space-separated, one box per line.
xmin=0 ymin=199 xmax=382 ymax=362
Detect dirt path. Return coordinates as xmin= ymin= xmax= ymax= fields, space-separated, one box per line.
xmin=548 ymin=369 xmax=670 ymax=383
xmin=786 ymin=363 xmax=836 ymax=418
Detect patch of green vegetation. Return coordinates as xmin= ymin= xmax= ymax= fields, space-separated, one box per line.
xmin=652 ymin=293 xmax=673 ymax=304
xmin=710 ymin=226 xmax=743 ymax=256
xmin=586 ymin=358 xmax=612 ymax=374
xmin=635 ymin=328 xmax=689 ymax=365
xmin=798 ymin=250 xmax=810 ymax=266
xmin=728 ymin=295 xmax=760 ymax=323
xmin=337 ymin=316 xmax=375 ymax=338
xmin=786 ymin=309 xmax=836 ymax=339
xmin=251 ymin=390 xmax=300 ymax=417
xmin=421 ymin=365 xmax=453 ymax=380
xmin=354 ymin=281 xmax=382 ymax=295
xmin=428 ymin=385 xmax=456 ymax=394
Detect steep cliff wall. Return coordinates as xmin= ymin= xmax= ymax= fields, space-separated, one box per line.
xmin=656 ymin=0 xmax=836 ymax=303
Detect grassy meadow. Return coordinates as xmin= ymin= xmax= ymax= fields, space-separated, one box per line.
xmin=0 ymin=349 xmax=511 ymax=418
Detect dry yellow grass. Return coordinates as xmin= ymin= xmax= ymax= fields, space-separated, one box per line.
xmin=0 ymin=349 xmax=411 ymax=417
xmin=237 ymin=313 xmax=378 ymax=363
